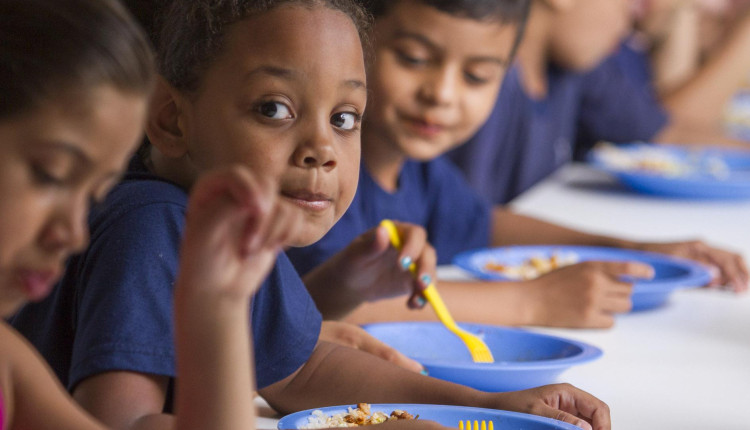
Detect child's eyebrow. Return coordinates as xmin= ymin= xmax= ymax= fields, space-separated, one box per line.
xmin=244 ymin=65 xmax=366 ymax=92
xmin=244 ymin=65 xmax=299 ymax=81
xmin=343 ymin=79 xmax=367 ymax=92
xmin=393 ymin=31 xmax=439 ymax=51
xmin=393 ymin=31 xmax=509 ymax=67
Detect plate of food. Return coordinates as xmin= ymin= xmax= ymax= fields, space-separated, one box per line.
xmin=278 ymin=403 xmax=582 ymax=429
xmin=362 ymin=322 xmax=602 ymax=392
xmin=453 ymin=245 xmax=713 ymax=311
xmin=587 ymin=142 xmax=750 ymax=199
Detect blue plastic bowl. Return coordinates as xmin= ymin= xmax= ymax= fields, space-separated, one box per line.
xmin=278 ymin=404 xmax=582 ymax=429
xmin=452 ymin=245 xmax=713 ymax=311
xmin=362 ymin=322 xmax=602 ymax=392
xmin=587 ymin=143 xmax=750 ymax=199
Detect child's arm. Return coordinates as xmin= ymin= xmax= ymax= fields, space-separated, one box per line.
xmin=319 ymin=320 xmax=424 ymax=373
xmin=341 ymin=261 xmax=641 ymax=328
xmin=492 ymin=207 xmax=749 ymax=292
xmin=259 ymin=341 xmax=610 ymax=430
xmin=657 ymin=8 xmax=750 ymax=130
xmin=174 ymin=166 xmax=302 ymax=430
xmin=303 ymin=221 xmax=436 ymax=319
xmin=0 ymin=323 xmax=104 ymax=430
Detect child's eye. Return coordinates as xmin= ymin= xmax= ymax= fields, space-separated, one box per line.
xmin=396 ymin=51 xmax=428 ymax=66
xmin=32 ymin=164 xmax=65 ymax=186
xmin=330 ymin=112 xmax=360 ymax=131
xmin=257 ymin=101 xmax=293 ymax=120
xmin=464 ymin=72 xmax=490 ymax=85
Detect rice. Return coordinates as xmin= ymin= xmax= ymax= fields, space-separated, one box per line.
xmin=300 ymin=404 xmax=414 ymax=428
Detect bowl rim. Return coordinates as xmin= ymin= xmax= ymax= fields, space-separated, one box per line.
xmin=362 ymin=321 xmax=603 ymax=371
xmin=452 ymin=245 xmax=713 ymax=296
xmin=277 ymin=403 xmax=583 ymax=430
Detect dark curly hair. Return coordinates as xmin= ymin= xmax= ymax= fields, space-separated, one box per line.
xmin=157 ymin=0 xmax=373 ymax=93
xmin=0 ymin=0 xmax=155 ymax=119
xmin=360 ymin=0 xmax=531 ymax=60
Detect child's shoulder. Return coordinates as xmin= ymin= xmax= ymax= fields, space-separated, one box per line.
xmin=0 ymin=322 xmax=45 ymax=381
xmin=90 ymin=167 xmax=189 ymax=229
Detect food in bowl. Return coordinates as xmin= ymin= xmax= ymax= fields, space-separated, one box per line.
xmin=301 ymin=403 xmax=417 ymax=428
xmin=593 ymin=142 xmax=730 ymax=179
xmin=483 ymin=251 xmax=578 ymax=280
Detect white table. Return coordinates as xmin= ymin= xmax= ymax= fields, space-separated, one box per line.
xmin=505 ymin=164 xmax=750 ymax=430
xmin=257 ymin=163 xmax=750 ymax=430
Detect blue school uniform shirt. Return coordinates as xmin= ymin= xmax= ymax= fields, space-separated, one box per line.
xmin=287 ymin=158 xmax=491 ymax=275
xmin=448 ymin=57 xmax=669 ymax=205
xmin=610 ymin=36 xmax=654 ymax=90
xmin=11 ymin=157 xmax=321 ymax=403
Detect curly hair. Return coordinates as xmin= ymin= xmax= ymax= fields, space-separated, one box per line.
xmin=158 ymin=0 xmax=372 ymax=93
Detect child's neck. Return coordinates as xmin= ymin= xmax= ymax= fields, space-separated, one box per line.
xmin=515 ymin=4 xmax=553 ymax=99
xmin=361 ymin=126 xmax=408 ymax=193
xmin=148 ymin=147 xmax=198 ymax=191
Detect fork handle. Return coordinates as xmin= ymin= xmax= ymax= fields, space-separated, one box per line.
xmin=422 ymin=285 xmax=459 ymax=330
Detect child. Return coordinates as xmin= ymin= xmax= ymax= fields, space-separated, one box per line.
xmin=449 ymin=0 xmax=748 ymax=206
xmin=623 ymin=0 xmax=750 ymax=132
xmin=0 ymin=0 xmax=287 ymax=429
xmin=286 ymin=0 xmax=749 ymax=330
xmin=11 ymin=1 xmax=612 ymax=429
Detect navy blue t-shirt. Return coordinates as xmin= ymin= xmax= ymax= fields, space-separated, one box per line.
xmin=287 ymin=157 xmax=491 ymax=275
xmin=449 ymin=56 xmax=669 ymax=205
xmin=11 ymin=158 xmax=321 ymax=402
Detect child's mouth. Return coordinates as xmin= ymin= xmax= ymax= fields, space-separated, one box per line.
xmin=16 ymin=268 xmax=60 ymax=302
xmin=403 ymin=116 xmax=445 ymax=138
xmin=281 ymin=190 xmax=333 ymax=213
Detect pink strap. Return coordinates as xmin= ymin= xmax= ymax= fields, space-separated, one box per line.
xmin=0 ymin=386 xmax=4 ymax=430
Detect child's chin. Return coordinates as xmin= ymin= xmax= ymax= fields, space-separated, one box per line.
xmin=287 ymin=230 xmax=329 ymax=249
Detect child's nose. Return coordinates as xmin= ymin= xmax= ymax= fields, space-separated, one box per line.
xmin=294 ymin=126 xmax=337 ymax=170
xmin=42 ymin=198 xmax=91 ymax=256
xmin=418 ymin=67 xmax=459 ymax=106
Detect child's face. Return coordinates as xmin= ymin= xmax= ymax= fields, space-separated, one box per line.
xmin=177 ymin=5 xmax=366 ymax=246
xmin=0 ymin=87 xmax=146 ymax=316
xmin=548 ymin=0 xmax=631 ymax=71
xmin=364 ymin=2 xmax=517 ymax=160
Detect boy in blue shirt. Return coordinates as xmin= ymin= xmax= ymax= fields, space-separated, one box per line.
xmin=12 ymin=1 xmax=611 ymax=429
xmin=287 ymin=0 xmax=748 ymax=329
xmin=449 ymin=0 xmax=749 ymax=205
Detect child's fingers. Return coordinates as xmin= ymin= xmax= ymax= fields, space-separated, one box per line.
xmin=264 ymin=200 xmax=304 ymax=249
xmin=190 ymin=165 xmax=273 ymax=212
xmin=600 ymin=293 xmax=633 ymax=314
xmin=406 ymin=292 xmax=426 ymax=309
xmin=243 ymin=198 xmax=299 ymax=254
xmin=414 ymin=244 xmax=437 ymax=289
xmin=695 ymin=248 xmax=749 ymax=292
xmin=543 ymin=384 xmax=610 ymax=430
xmin=391 ymin=222 xmax=428 ymax=271
xmin=591 ymin=261 xmax=655 ymax=281
xmin=355 ymin=331 xmax=425 ymax=373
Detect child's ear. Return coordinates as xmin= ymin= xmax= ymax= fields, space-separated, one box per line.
xmin=145 ymin=76 xmax=189 ymax=159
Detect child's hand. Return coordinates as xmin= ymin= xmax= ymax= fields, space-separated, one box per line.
xmin=308 ymin=221 xmax=436 ymax=316
xmin=319 ymin=320 xmax=425 ymax=373
xmin=637 ymin=240 xmax=749 ymax=293
xmin=488 ymin=383 xmax=611 ymax=430
xmin=525 ymin=261 xmax=654 ymax=328
xmin=177 ymin=165 xmax=302 ymax=300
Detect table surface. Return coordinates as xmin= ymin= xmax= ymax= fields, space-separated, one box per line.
xmin=257 ymin=163 xmax=750 ymax=430
xmin=505 ymin=164 xmax=750 ymax=430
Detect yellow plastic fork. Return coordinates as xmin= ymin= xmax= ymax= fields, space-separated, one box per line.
xmin=379 ymin=219 xmax=494 ymax=363
xmin=458 ymin=420 xmax=494 ymax=430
